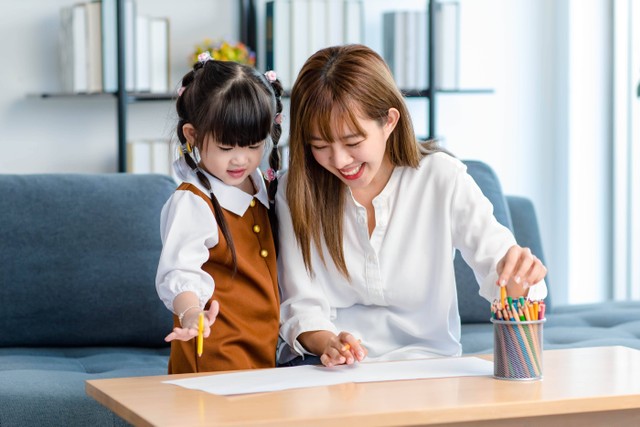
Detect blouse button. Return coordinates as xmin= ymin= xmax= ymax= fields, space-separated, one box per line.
xmin=260 ymin=249 xmax=269 ymax=258
xmin=250 ymin=199 xmax=256 ymax=207
xmin=253 ymin=224 xmax=261 ymax=233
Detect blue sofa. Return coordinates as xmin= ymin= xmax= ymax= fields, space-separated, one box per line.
xmin=1 ymin=163 xmax=639 ymax=426
xmin=0 ymin=174 xmax=175 ymax=426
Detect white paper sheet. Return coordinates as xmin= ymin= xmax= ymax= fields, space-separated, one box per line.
xmin=164 ymin=357 xmax=492 ymax=396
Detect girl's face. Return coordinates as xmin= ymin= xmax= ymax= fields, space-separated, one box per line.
xmin=308 ymin=108 xmax=399 ymax=192
xmin=200 ymin=137 xmax=265 ymax=188
xmin=183 ymin=124 xmax=265 ymax=189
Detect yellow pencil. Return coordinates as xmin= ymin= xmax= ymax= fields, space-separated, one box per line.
xmin=197 ymin=312 xmax=204 ymax=357
xmin=500 ymin=285 xmax=507 ymax=309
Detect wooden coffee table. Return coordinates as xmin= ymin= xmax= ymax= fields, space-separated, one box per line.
xmin=86 ymin=346 xmax=640 ymax=426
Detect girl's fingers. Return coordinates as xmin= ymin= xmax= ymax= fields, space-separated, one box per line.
xmin=204 ymin=301 xmax=220 ymax=338
xmin=164 ymin=327 xmax=198 ymax=342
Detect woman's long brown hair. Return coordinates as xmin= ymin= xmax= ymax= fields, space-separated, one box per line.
xmin=287 ymin=44 xmax=438 ymax=279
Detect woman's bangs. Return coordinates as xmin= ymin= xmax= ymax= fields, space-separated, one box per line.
xmin=304 ymin=95 xmax=364 ymax=145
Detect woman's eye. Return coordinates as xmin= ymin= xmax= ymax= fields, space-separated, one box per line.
xmin=311 ymin=145 xmax=327 ymax=151
xmin=346 ymin=142 xmax=362 ymax=148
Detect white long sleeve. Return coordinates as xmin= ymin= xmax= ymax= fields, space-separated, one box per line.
xmin=277 ymin=153 xmax=547 ymax=362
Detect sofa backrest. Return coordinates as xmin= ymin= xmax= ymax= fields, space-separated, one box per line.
xmin=0 ymin=174 xmax=176 ymax=347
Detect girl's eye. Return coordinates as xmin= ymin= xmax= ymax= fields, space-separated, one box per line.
xmin=218 ymin=146 xmax=233 ymax=152
xmin=249 ymin=144 xmax=263 ymax=150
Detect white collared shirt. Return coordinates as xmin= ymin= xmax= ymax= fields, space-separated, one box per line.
xmin=155 ymin=158 xmax=270 ymax=311
xmin=276 ymin=153 xmax=547 ymax=362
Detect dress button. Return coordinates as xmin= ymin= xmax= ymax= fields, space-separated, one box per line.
xmin=253 ymin=224 xmax=261 ymax=233
xmin=250 ymin=199 xmax=256 ymax=207
xmin=260 ymin=249 xmax=268 ymax=258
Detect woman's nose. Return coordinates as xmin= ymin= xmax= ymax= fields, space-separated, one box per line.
xmin=330 ymin=146 xmax=352 ymax=169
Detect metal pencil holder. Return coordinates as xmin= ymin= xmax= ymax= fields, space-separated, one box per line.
xmin=491 ymin=318 xmax=545 ymax=381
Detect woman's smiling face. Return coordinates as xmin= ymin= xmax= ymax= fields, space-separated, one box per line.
xmin=308 ymin=108 xmax=399 ymax=191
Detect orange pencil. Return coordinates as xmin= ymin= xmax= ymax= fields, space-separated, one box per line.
xmin=500 ymin=285 xmax=507 ymax=309
xmin=341 ymin=339 xmax=362 ymax=352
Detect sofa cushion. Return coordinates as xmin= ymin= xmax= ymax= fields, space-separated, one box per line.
xmin=0 ymin=347 xmax=169 ymax=426
xmin=0 ymin=174 xmax=176 ymax=347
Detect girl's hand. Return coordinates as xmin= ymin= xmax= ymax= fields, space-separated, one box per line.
xmin=496 ymin=245 xmax=547 ymax=291
xmin=320 ymin=332 xmax=367 ymax=367
xmin=164 ymin=300 xmax=220 ymax=342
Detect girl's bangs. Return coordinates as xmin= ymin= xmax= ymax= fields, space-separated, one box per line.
xmin=206 ymin=85 xmax=273 ymax=147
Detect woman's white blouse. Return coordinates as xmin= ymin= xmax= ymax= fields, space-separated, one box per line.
xmin=276 ymin=153 xmax=547 ymax=362
xmin=155 ymin=160 xmax=270 ymax=312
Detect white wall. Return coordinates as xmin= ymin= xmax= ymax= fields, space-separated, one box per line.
xmin=0 ymin=0 xmax=617 ymax=305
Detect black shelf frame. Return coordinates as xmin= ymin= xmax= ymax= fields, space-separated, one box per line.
xmin=39 ymin=0 xmax=491 ymax=171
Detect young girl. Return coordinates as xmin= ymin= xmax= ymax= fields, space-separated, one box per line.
xmin=276 ymin=44 xmax=548 ymax=367
xmin=156 ymin=53 xmax=283 ymax=373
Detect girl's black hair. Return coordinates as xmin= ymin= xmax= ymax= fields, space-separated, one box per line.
xmin=176 ymin=59 xmax=283 ymax=273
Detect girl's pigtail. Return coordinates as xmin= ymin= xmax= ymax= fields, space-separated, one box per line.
xmin=177 ymin=118 xmax=238 ymax=275
xmin=265 ymin=74 xmax=284 ymax=250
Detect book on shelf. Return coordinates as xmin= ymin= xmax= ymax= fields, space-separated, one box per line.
xmin=265 ymin=0 xmax=291 ymax=88
xmin=434 ymin=0 xmax=460 ymax=90
xmin=324 ymin=0 xmax=344 ymax=46
xmin=265 ymin=0 xmax=363 ymax=90
xmin=149 ymin=17 xmax=170 ymax=94
xmin=86 ymin=1 xmax=103 ymax=93
xmin=101 ymin=0 xmax=117 ymax=92
xmin=383 ymin=10 xmax=428 ymax=90
xmin=289 ymin=0 xmax=310 ymax=83
xmin=58 ymin=0 xmax=170 ymax=95
xmin=343 ymin=0 xmax=363 ymax=45
xmin=308 ymin=0 xmax=327 ymax=57
xmin=127 ymin=139 xmax=173 ymax=175
xmin=59 ymin=4 xmax=88 ymax=93
xmin=135 ymin=14 xmax=151 ymax=92
xmin=124 ymin=0 xmax=136 ymax=91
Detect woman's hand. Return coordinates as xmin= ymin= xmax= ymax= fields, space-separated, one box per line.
xmin=496 ymin=245 xmax=547 ymax=294
xmin=319 ymin=332 xmax=367 ymax=367
xmin=164 ymin=300 xmax=220 ymax=342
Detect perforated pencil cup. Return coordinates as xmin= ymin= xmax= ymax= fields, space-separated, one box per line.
xmin=491 ymin=318 xmax=545 ymax=380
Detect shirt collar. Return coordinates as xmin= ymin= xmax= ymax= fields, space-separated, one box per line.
xmin=173 ymin=157 xmax=270 ymax=216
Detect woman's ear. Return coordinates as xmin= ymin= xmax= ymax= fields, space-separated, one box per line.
xmin=182 ymin=123 xmax=197 ymax=144
xmin=384 ymin=108 xmax=400 ymax=134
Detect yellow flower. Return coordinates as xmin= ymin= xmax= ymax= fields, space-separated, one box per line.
xmin=191 ymin=39 xmax=256 ymax=67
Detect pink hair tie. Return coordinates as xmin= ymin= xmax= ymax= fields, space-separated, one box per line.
xmin=274 ymin=113 xmax=284 ymax=125
xmin=264 ymin=168 xmax=277 ymax=182
xmin=177 ymin=86 xmax=186 ymax=97
xmin=198 ymin=51 xmax=212 ymax=63
xmin=264 ymin=70 xmax=277 ymax=83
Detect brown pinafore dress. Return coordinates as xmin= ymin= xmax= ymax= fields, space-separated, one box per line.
xmin=168 ymin=183 xmax=280 ymax=373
